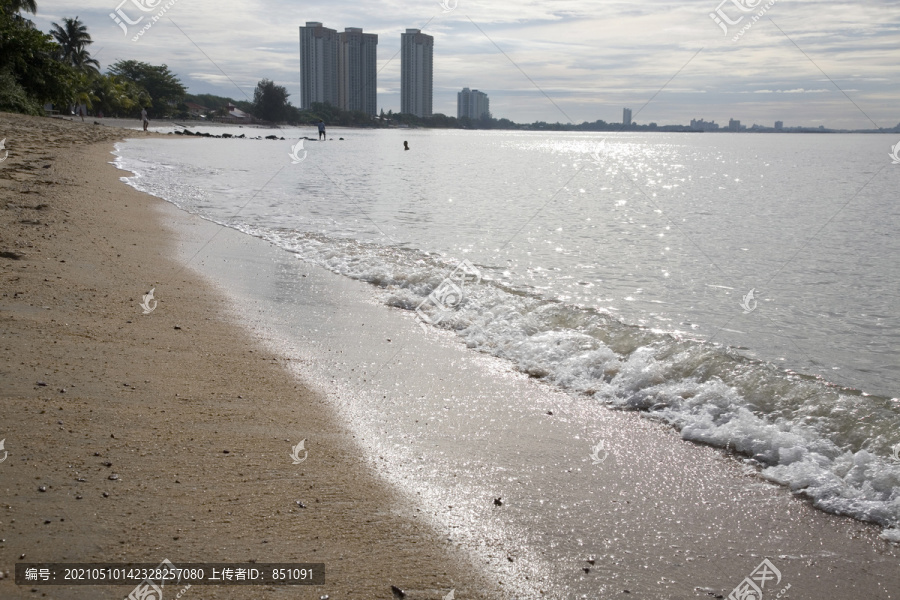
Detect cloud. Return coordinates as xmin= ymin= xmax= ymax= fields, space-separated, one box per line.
xmin=752 ymin=89 xmax=830 ymax=94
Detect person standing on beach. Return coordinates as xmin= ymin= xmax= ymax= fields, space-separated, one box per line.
xmin=317 ymin=119 xmax=326 ymax=141
xmin=403 ymin=141 xmax=409 ymax=151
xmin=141 ymin=107 xmax=149 ymax=132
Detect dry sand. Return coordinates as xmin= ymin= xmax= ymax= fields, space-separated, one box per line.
xmin=0 ymin=113 xmax=497 ymax=599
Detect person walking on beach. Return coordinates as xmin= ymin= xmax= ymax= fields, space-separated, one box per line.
xmin=317 ymin=119 xmax=326 ymax=141
xmin=403 ymin=140 xmax=409 ymax=151
xmin=141 ymin=107 xmax=149 ymax=132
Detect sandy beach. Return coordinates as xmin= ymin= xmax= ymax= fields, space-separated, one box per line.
xmin=1 ymin=113 xmax=899 ymax=600
xmin=0 ymin=113 xmax=499 ymax=599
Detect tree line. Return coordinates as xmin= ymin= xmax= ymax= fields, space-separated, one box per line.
xmin=0 ymin=1 xmax=308 ymax=123
xmin=1 ymin=1 xmax=174 ymax=117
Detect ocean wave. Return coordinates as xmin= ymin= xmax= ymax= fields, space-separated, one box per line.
xmin=237 ymin=224 xmax=900 ymax=540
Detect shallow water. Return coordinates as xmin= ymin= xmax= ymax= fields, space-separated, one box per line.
xmin=114 ymin=128 xmax=900 ymax=537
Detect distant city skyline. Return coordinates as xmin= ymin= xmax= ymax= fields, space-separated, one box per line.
xmin=31 ymin=0 xmax=900 ymax=128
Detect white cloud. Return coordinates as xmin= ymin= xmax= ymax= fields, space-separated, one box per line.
xmin=752 ymin=89 xmax=830 ymax=94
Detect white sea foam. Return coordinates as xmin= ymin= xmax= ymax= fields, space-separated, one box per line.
xmin=206 ymin=224 xmax=900 ymax=538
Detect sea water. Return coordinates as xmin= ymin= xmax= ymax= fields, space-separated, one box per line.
xmin=113 ymin=128 xmax=900 ymax=540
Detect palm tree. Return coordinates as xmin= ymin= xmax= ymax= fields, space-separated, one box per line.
xmin=51 ymin=17 xmax=99 ymax=73
xmin=71 ymin=46 xmax=100 ymax=73
xmin=1 ymin=0 xmax=38 ymax=15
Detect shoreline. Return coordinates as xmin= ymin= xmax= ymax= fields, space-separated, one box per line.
xmin=0 ymin=112 xmax=499 ymax=599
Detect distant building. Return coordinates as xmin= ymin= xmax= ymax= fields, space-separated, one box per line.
xmin=774 ymin=120 xmax=783 ymax=130
xmin=728 ymin=118 xmax=742 ymax=131
xmin=623 ymin=107 xmax=632 ymax=126
xmin=223 ymin=102 xmax=250 ymax=122
xmin=457 ymin=88 xmax=490 ymax=120
xmin=401 ymin=28 xmax=433 ymax=117
xmin=690 ymin=118 xmax=719 ymax=131
xmin=299 ymin=22 xmax=340 ymax=109
xmin=338 ymin=27 xmax=378 ymax=115
xmin=184 ymin=102 xmax=209 ymax=118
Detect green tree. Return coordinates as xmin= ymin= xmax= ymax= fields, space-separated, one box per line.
xmin=0 ymin=0 xmax=38 ymax=15
xmin=0 ymin=67 xmax=40 ymax=113
xmin=183 ymin=93 xmax=231 ymax=112
xmin=252 ymin=79 xmax=291 ymax=123
xmin=108 ymin=59 xmax=186 ymax=117
xmin=0 ymin=8 xmax=74 ymax=113
xmin=51 ymin=17 xmax=99 ymax=73
xmin=90 ymin=73 xmax=149 ymax=117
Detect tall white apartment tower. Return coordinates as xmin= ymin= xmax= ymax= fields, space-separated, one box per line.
xmin=299 ymin=22 xmax=339 ymax=109
xmin=457 ymin=87 xmax=490 ymax=120
xmin=338 ymin=27 xmax=378 ymax=115
xmin=401 ymin=28 xmax=433 ymax=117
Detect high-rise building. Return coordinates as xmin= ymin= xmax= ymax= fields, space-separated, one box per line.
xmin=300 ymin=23 xmax=378 ymax=115
xmin=299 ymin=22 xmax=339 ymax=109
xmin=401 ymin=28 xmax=433 ymax=117
xmin=457 ymin=88 xmax=490 ymax=120
xmin=690 ymin=118 xmax=719 ymax=131
xmin=623 ymin=107 xmax=632 ymax=126
xmin=338 ymin=28 xmax=378 ymax=115
xmin=728 ymin=118 xmax=742 ymax=131
xmin=774 ymin=121 xmax=783 ymax=130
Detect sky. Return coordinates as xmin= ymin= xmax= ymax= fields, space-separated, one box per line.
xmin=31 ymin=0 xmax=900 ymax=128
